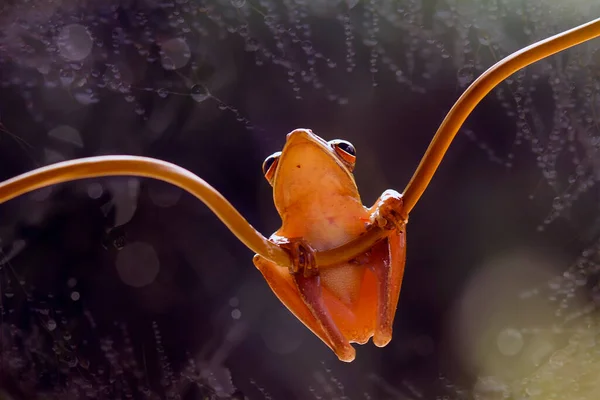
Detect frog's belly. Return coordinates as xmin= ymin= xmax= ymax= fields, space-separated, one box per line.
xmin=278 ymin=200 xmax=373 ymax=324
xmin=319 ymin=240 xmax=389 ymax=344
xmin=320 ymin=262 xmax=365 ymax=305
xmin=279 ymin=202 xmax=369 ymax=250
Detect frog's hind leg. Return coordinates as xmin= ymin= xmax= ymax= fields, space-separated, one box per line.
xmin=372 ymin=228 xmax=407 ymax=347
xmin=367 ymin=189 xmax=408 ymax=347
xmin=253 ymin=254 xmax=356 ymax=362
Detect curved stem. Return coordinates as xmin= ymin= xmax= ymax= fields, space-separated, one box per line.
xmin=402 ymin=17 xmax=600 ymax=214
xmin=0 ymin=156 xmax=292 ymax=268
xmin=318 ymin=225 xmax=389 ymax=267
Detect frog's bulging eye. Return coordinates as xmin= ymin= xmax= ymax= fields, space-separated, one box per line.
xmin=330 ymin=139 xmax=356 ymax=171
xmin=262 ymin=151 xmax=281 ymax=185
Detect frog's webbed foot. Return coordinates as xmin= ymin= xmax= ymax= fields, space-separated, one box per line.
xmin=370 ymin=189 xmax=408 ymax=232
xmin=271 ymin=236 xmax=318 ymax=277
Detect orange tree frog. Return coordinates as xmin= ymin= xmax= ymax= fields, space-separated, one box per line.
xmin=253 ymin=128 xmax=407 ymax=362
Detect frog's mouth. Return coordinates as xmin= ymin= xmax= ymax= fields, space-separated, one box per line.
xmin=273 ymin=129 xmax=358 ymax=214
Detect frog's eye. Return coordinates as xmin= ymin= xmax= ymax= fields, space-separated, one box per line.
xmin=329 ymin=139 xmax=356 ymax=171
xmin=262 ymin=151 xmax=281 ymax=185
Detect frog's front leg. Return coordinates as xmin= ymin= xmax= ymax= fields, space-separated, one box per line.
xmin=370 ymin=189 xmax=408 ymax=231
xmin=270 ymin=235 xmax=317 ymax=277
xmin=368 ymin=189 xmax=408 ymax=347
xmin=253 ymin=236 xmax=356 ymax=362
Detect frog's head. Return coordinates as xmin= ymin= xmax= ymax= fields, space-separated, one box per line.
xmin=262 ymin=129 xmax=359 ymax=216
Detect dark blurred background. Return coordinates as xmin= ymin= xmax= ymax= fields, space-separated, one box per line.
xmin=0 ymin=0 xmax=599 ymax=399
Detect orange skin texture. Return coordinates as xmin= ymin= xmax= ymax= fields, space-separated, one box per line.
xmin=253 ymin=129 xmax=407 ymax=362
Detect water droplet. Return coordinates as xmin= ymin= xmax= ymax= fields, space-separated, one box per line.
xmin=59 ymin=69 xmax=75 ymax=86
xmin=157 ymin=88 xmax=168 ymax=98
xmin=244 ymin=38 xmax=260 ymax=52
xmin=457 ymin=65 xmax=474 ymax=87
xmin=73 ymin=89 xmax=99 ymax=105
xmin=47 ymin=319 xmax=57 ymax=331
xmin=190 ymin=84 xmax=210 ymax=102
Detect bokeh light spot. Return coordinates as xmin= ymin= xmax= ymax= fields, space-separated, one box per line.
xmin=148 ymin=181 xmax=182 ymax=207
xmin=87 ymin=182 xmax=103 ymax=199
xmin=116 ymin=241 xmax=160 ymax=288
xmin=160 ymin=38 xmax=191 ymax=70
xmin=56 ymin=24 xmax=93 ymax=62
xmin=48 ymin=125 xmax=83 ymax=147
xmin=496 ymin=328 xmax=524 ymax=356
